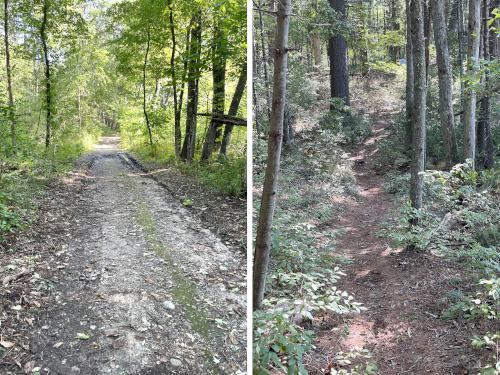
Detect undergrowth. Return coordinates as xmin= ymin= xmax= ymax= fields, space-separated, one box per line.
xmin=381 ymin=161 xmax=500 ymax=373
xmin=0 ymin=126 xmax=101 ymax=244
xmin=126 ymin=142 xmax=246 ymax=197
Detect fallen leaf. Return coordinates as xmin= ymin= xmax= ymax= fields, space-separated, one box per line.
xmin=53 ymin=342 xmax=64 ymax=348
xmin=23 ymin=360 xmax=35 ymax=374
xmin=0 ymin=340 xmax=15 ymax=348
xmin=10 ymin=305 xmax=23 ymax=311
xmin=76 ymin=333 xmax=90 ymax=340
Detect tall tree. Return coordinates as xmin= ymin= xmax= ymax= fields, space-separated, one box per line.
xmin=3 ymin=0 xmax=15 ymax=151
xmin=463 ymin=0 xmax=481 ymax=169
xmin=405 ymin=0 xmax=414 ymax=150
xmin=219 ymin=65 xmax=247 ymax=157
xmin=181 ymin=12 xmax=202 ymax=162
xmin=409 ymin=0 xmax=427 ymax=211
xmin=431 ymin=0 xmax=458 ymax=168
xmin=142 ymin=24 xmax=153 ymax=148
xmin=201 ymin=12 xmax=227 ymax=161
xmin=328 ymin=0 xmax=350 ymax=106
xmin=41 ymin=0 xmax=52 ymax=149
xmin=168 ymin=1 xmax=182 ymax=159
xmin=253 ymin=0 xmax=291 ymax=311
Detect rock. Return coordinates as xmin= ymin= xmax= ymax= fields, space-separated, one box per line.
xmin=163 ymin=301 xmax=175 ymax=310
xmin=170 ymin=358 xmax=182 ymax=367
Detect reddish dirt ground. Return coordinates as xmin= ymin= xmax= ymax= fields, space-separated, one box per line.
xmin=306 ymin=86 xmax=491 ymax=374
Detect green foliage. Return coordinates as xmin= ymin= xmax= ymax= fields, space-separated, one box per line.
xmin=253 ymin=311 xmax=314 ymax=375
xmin=0 ymin=192 xmax=22 ymax=242
xmin=319 ymin=99 xmax=372 ymax=145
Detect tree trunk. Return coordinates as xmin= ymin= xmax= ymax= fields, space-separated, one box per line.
xmin=405 ymin=0 xmax=414 ymax=150
xmin=431 ymin=0 xmax=458 ymax=168
xmin=409 ymin=0 xmax=427 ymax=211
xmin=479 ymin=0 xmax=493 ymax=168
xmin=311 ymin=32 xmax=321 ymax=67
xmin=253 ymin=0 xmax=291 ymax=311
xmin=3 ymin=0 xmax=15 ymax=152
xmin=201 ymin=20 xmax=226 ymax=161
xmin=463 ymin=0 xmax=481 ymax=169
xmin=424 ymin=1 xmax=432 ymax=78
xmin=168 ymin=2 xmax=182 ymax=159
xmin=448 ymin=0 xmax=459 ymax=32
xmin=257 ymin=0 xmax=271 ymax=123
xmin=142 ymin=25 xmax=153 ymax=149
xmin=181 ymin=13 xmax=202 ymax=163
xmin=219 ymin=65 xmax=247 ymax=157
xmin=41 ymin=0 xmax=51 ymax=150
xmin=328 ymin=0 xmax=350 ymax=106
xmin=457 ymin=0 xmax=465 ymax=128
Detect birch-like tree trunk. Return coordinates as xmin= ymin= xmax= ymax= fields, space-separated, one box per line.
xmin=409 ymin=0 xmax=427 ymax=211
xmin=253 ymin=0 xmax=291 ymax=311
xmin=431 ymin=0 xmax=458 ymax=168
xmin=463 ymin=0 xmax=481 ymax=169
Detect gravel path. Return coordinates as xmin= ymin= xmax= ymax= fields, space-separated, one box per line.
xmin=21 ymin=138 xmax=246 ymax=374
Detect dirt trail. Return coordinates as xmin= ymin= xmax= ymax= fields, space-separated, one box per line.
xmin=315 ymin=97 xmax=476 ymax=374
xmin=1 ymin=137 xmax=246 ymax=375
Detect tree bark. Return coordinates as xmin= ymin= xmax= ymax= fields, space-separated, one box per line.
xmin=409 ymin=0 xmax=427 ymax=211
xmin=253 ymin=0 xmax=291 ymax=311
xmin=328 ymin=0 xmax=350 ymax=106
xmin=142 ymin=25 xmax=153 ymax=149
xmin=463 ymin=0 xmax=481 ymax=169
xmin=3 ymin=0 xmax=15 ymax=151
xmin=181 ymin=13 xmax=202 ymax=163
xmin=219 ymin=65 xmax=247 ymax=157
xmin=431 ymin=0 xmax=458 ymax=168
xmin=405 ymin=0 xmax=414 ymax=151
xmin=311 ymin=31 xmax=321 ymax=67
xmin=201 ymin=18 xmax=226 ymax=161
xmin=41 ymin=0 xmax=51 ymax=150
xmin=168 ymin=2 xmax=182 ymax=159
xmin=479 ymin=0 xmax=494 ymax=168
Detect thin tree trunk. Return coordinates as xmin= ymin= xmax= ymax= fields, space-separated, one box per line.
xmin=257 ymin=0 xmax=271 ymax=123
xmin=457 ymin=0 xmax=465 ymax=128
xmin=41 ymin=0 xmax=51 ymax=150
xmin=3 ymin=0 xmax=15 ymax=151
xmin=405 ymin=0 xmax=414 ymax=150
xmin=201 ymin=18 xmax=226 ymax=161
xmin=431 ymin=0 xmax=458 ymax=168
xmin=168 ymin=2 xmax=181 ymax=158
xmin=219 ymin=65 xmax=247 ymax=157
xmin=181 ymin=13 xmax=202 ymax=162
xmin=463 ymin=0 xmax=481 ymax=169
xmin=409 ymin=0 xmax=427 ymax=211
xmin=328 ymin=0 xmax=350 ymax=106
xmin=253 ymin=0 xmax=291 ymax=311
xmin=479 ymin=0 xmax=493 ymax=168
xmin=311 ymin=31 xmax=321 ymax=67
xmin=424 ymin=1 xmax=432 ymax=78
xmin=142 ymin=25 xmax=153 ymax=148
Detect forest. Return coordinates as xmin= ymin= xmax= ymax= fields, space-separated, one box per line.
xmin=253 ymin=0 xmax=499 ymax=374
xmin=0 ymin=0 xmax=247 ymax=373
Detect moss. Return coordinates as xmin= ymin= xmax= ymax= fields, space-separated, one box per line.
xmin=135 ymin=200 xmax=220 ymax=373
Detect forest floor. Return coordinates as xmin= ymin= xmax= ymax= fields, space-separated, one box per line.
xmin=305 ymin=77 xmax=488 ymax=374
xmin=0 ymin=137 xmax=246 ymax=375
